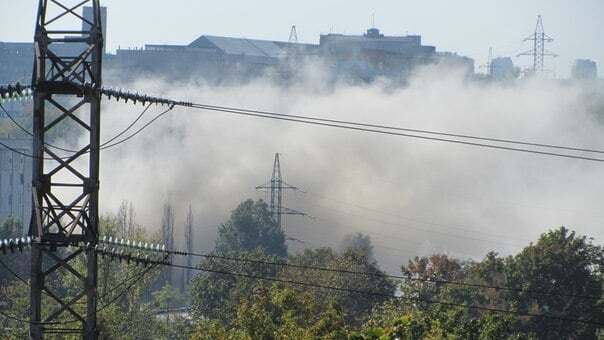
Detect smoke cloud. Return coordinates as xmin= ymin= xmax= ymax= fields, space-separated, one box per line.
xmin=89 ymin=63 xmax=604 ymax=274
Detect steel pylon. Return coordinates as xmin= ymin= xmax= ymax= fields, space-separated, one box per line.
xmin=256 ymin=153 xmax=305 ymax=228
xmin=29 ymin=1 xmax=103 ymax=338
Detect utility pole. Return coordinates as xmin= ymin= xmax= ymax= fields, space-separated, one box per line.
xmin=29 ymin=1 xmax=103 ymax=338
xmin=256 ymin=153 xmax=305 ymax=229
xmin=517 ymin=15 xmax=557 ymax=75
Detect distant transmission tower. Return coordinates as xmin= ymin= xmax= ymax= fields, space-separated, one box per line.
xmin=256 ymin=153 xmax=305 ymax=229
xmin=288 ymin=25 xmax=298 ymax=43
xmin=517 ymin=15 xmax=557 ymax=75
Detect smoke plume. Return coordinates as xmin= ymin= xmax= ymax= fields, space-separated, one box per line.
xmin=89 ymin=64 xmax=604 ymax=273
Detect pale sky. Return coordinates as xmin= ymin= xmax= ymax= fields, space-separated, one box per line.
xmin=1 ymin=1 xmax=602 ymax=77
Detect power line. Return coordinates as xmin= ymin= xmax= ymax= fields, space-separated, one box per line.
xmin=96 ymin=263 xmax=161 ymax=314
xmin=187 ymin=104 xmax=604 ymax=162
xmin=0 ymin=103 xmax=80 ymax=153
xmin=305 ymin=199 xmax=527 ymax=248
xmin=98 ymin=90 xmax=604 ymax=162
xmin=0 ymin=257 xmax=28 ymax=284
xmin=307 ymin=192 xmax=533 ymax=243
xmin=99 ymin=105 xmax=174 ymax=150
xmin=0 ymin=103 xmax=172 ymax=159
xmin=99 ymin=103 xmax=153 ymax=148
xmin=162 ymin=247 xmax=601 ymax=301
xmin=0 ymin=262 xmax=161 ymax=326
xmin=6 ymin=84 xmax=604 ymax=162
xmin=188 ymin=103 xmax=604 ymax=155
xmin=155 ymin=259 xmax=604 ymax=327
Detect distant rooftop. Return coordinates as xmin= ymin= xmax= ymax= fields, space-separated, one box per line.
xmin=189 ymin=35 xmax=285 ymax=58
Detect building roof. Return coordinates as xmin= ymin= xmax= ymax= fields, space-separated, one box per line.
xmin=189 ymin=35 xmax=285 ymax=58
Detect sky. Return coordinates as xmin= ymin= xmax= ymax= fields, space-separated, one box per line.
xmin=1 ymin=0 xmax=603 ymax=78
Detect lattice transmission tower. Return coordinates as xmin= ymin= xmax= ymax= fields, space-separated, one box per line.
xmin=256 ymin=153 xmax=305 ymax=229
xmin=29 ymin=0 xmax=104 ymax=338
xmin=518 ymin=15 xmax=557 ymax=75
xmin=288 ymin=25 xmax=298 ymax=44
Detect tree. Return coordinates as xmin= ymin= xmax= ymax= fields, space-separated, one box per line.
xmin=400 ymin=253 xmax=468 ymax=306
xmin=354 ymin=309 xmax=527 ymax=340
xmin=214 ymin=199 xmax=286 ymax=258
xmin=184 ymin=204 xmax=195 ymax=288
xmin=504 ymin=227 xmax=603 ymax=338
xmin=191 ymin=285 xmax=347 ymax=340
xmin=340 ymin=232 xmax=374 ymax=261
xmin=282 ymin=245 xmax=395 ymax=326
xmin=153 ymin=284 xmax=193 ymax=340
xmin=189 ymin=249 xmax=281 ymax=323
xmin=117 ymin=200 xmax=138 ymax=238
xmin=160 ymin=203 xmax=175 ymax=288
xmin=60 ymin=211 xmax=167 ymax=339
xmin=190 ymin=199 xmax=288 ymax=323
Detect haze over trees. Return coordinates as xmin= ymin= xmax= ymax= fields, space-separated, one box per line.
xmin=0 ymin=199 xmax=602 ymax=339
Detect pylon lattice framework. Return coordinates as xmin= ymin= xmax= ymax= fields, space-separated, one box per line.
xmin=29 ymin=1 xmax=103 ymax=338
xmin=256 ymin=153 xmax=305 ymax=229
xmin=517 ymin=15 xmax=557 ymax=75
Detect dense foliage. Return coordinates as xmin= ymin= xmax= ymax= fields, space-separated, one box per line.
xmin=0 ymin=200 xmax=602 ymax=339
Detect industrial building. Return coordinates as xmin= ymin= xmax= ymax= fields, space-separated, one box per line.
xmin=82 ymin=6 xmax=108 ymax=54
xmin=571 ymin=59 xmax=598 ymax=80
xmin=317 ymin=27 xmax=467 ymax=80
xmin=0 ymin=138 xmax=32 ymax=233
xmin=109 ymin=27 xmax=474 ymax=82
xmin=0 ymin=5 xmax=475 ymax=84
xmin=490 ymin=57 xmax=518 ymax=81
xmin=0 ymin=42 xmax=33 ymax=84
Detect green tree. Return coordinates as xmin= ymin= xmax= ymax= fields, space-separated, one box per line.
xmin=191 ymin=285 xmax=347 ymax=340
xmin=190 ymin=199 xmax=288 ymax=323
xmin=504 ymin=226 xmax=603 ymax=338
xmin=190 ymin=249 xmax=281 ymax=323
xmin=340 ymin=232 xmax=374 ymax=261
xmin=215 ymin=199 xmax=286 ymax=258
xmin=152 ymin=284 xmax=193 ymax=340
xmin=282 ymin=245 xmax=395 ymax=326
xmin=353 ymin=309 xmax=527 ymax=340
xmin=59 ymin=212 xmax=166 ymax=339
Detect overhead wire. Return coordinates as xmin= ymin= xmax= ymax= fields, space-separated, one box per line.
xmin=3 ymin=91 xmax=604 ymax=162
xmin=0 ymin=103 xmax=80 ymax=153
xmin=162 ymin=247 xmax=602 ymax=300
xmin=0 ymin=262 xmax=161 ymax=326
xmin=307 ymin=192 xmax=534 ymax=243
xmin=187 ymin=104 xmax=604 ymax=162
xmin=0 ymin=102 xmax=169 ymax=159
xmin=95 ymin=263 xmax=161 ymax=314
xmin=190 ymin=103 xmax=604 ymax=154
xmin=99 ymin=103 xmax=153 ymax=148
xmin=305 ymin=200 xmax=526 ymax=248
xmin=99 ymin=105 xmax=174 ymax=150
xmin=152 ymin=258 xmax=604 ymax=327
xmin=0 ymin=257 xmax=28 ymax=284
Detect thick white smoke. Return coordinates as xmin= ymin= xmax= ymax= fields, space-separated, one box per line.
xmin=90 ymin=64 xmax=603 ymax=274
